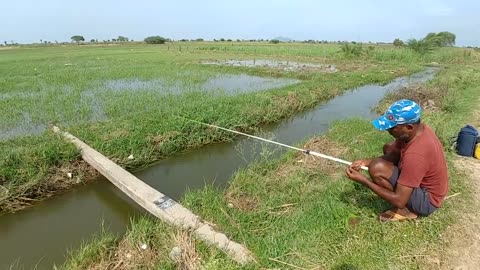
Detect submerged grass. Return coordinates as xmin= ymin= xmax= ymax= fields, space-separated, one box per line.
xmin=0 ymin=42 xmax=434 ymax=213
xmin=62 ymin=58 xmax=480 ymax=268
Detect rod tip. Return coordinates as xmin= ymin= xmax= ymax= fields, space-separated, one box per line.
xmin=52 ymin=126 xmax=61 ymax=133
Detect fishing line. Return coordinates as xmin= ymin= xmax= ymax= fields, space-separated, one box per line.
xmin=175 ymin=116 xmax=368 ymax=171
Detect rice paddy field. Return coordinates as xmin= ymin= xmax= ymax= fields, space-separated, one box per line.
xmin=1 ymin=41 xmax=479 ymax=269
xmin=0 ymin=42 xmax=439 ymax=212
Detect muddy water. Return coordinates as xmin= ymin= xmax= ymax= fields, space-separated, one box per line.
xmin=103 ymin=74 xmax=300 ymax=95
xmin=0 ymin=112 xmax=47 ymax=140
xmin=202 ymin=74 xmax=300 ymax=95
xmin=0 ymin=68 xmax=437 ymax=269
xmin=202 ymin=59 xmax=338 ymax=72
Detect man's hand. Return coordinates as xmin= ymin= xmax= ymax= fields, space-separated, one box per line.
xmin=345 ymin=167 xmax=369 ymax=184
xmin=350 ymin=159 xmax=371 ymax=171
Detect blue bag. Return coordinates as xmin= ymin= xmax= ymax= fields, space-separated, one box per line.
xmin=455 ymin=125 xmax=479 ymax=157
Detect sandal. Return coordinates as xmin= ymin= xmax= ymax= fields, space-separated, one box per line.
xmin=379 ymin=208 xmax=418 ymax=222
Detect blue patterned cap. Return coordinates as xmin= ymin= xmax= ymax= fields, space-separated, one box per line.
xmin=372 ymin=99 xmax=422 ymax=131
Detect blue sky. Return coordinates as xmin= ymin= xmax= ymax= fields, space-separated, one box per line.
xmin=2 ymin=0 xmax=479 ymax=46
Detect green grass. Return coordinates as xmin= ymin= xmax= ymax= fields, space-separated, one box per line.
xmin=1 ymin=42 xmax=441 ymax=213
xmin=61 ymin=54 xmax=480 ymax=268
xmin=59 ymin=226 xmax=117 ymax=270
xmin=61 ymin=218 xmax=179 ymax=270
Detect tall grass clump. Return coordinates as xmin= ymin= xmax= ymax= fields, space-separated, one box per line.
xmin=340 ymin=42 xmax=363 ymax=57
xmin=406 ymin=38 xmax=435 ymax=55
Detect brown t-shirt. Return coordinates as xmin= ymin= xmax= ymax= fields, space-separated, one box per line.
xmin=396 ymin=124 xmax=449 ymax=207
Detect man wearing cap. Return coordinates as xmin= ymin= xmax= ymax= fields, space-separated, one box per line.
xmin=345 ymin=99 xmax=448 ymax=221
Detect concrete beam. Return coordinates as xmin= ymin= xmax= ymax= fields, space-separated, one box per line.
xmin=53 ymin=126 xmax=254 ymax=265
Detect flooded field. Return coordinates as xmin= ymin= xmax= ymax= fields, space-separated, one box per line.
xmin=202 ymin=74 xmax=301 ymax=94
xmin=0 ymin=74 xmax=300 ymax=141
xmin=0 ymin=113 xmax=47 ymax=140
xmin=202 ymin=59 xmax=338 ymax=72
xmin=104 ymin=74 xmax=300 ymax=94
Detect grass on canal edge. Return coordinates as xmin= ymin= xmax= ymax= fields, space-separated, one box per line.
xmin=60 ymin=64 xmax=480 ymax=269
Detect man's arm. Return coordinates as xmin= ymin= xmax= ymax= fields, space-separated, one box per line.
xmin=363 ymin=181 xmax=413 ymax=208
xmin=345 ymin=167 xmax=413 ymax=208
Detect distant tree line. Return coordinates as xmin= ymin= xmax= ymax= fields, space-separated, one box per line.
xmin=1 ymin=40 xmax=19 ymax=46
xmin=1 ymin=32 xmax=462 ymax=50
xmin=68 ymin=35 xmax=134 ymax=44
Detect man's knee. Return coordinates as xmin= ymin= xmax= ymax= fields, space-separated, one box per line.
xmin=368 ymin=158 xmax=393 ymax=179
xmin=383 ymin=142 xmax=397 ymax=155
xmin=368 ymin=158 xmax=395 ymax=191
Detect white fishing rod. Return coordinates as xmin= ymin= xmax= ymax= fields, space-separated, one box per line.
xmin=177 ymin=116 xmax=368 ymax=171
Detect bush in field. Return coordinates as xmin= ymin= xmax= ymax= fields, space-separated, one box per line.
xmin=365 ymin=45 xmax=375 ymax=56
xmin=117 ymin=36 xmax=129 ymax=42
xmin=144 ymin=36 xmax=167 ymax=44
xmin=393 ymin=38 xmax=405 ymax=47
xmin=402 ymin=31 xmax=456 ymax=55
xmin=424 ymin=31 xmax=456 ymax=47
xmin=270 ymin=39 xmax=280 ymax=44
xmin=406 ymin=38 xmax=434 ymax=55
xmin=71 ymin=35 xmax=85 ymax=43
xmin=340 ymin=42 xmax=363 ymax=57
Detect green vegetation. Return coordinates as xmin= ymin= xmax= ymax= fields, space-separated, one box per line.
xmin=117 ymin=36 xmax=129 ymax=42
xmin=70 ymin=35 xmax=85 ymax=43
xmin=340 ymin=42 xmax=364 ymax=57
xmin=61 ymin=227 xmax=117 ymax=269
xmin=1 ymin=42 xmax=476 ymax=214
xmin=144 ymin=36 xmax=167 ymax=44
xmin=1 ymin=35 xmax=479 ymax=268
xmin=393 ymin=38 xmax=405 ymax=47
xmin=2 ymin=42 xmax=438 ymax=213
xmin=424 ymin=31 xmax=456 ymax=47
xmin=62 ymin=64 xmax=480 ymax=269
xmin=406 ymin=38 xmax=435 ymax=55
xmin=403 ymin=31 xmax=456 ymax=55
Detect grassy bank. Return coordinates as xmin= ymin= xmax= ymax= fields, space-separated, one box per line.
xmin=61 ymin=60 xmax=480 ymax=268
xmin=0 ymin=42 xmax=441 ymax=214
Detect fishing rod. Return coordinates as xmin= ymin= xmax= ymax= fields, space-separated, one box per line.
xmin=176 ymin=116 xmax=368 ymax=171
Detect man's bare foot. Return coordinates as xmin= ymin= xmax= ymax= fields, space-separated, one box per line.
xmin=379 ymin=208 xmax=418 ymax=222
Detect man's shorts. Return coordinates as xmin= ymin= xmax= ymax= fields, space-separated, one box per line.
xmin=389 ymin=167 xmax=438 ymax=216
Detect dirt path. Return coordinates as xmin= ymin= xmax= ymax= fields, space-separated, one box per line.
xmin=441 ymin=107 xmax=480 ymax=269
xmin=441 ymin=157 xmax=480 ymax=269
